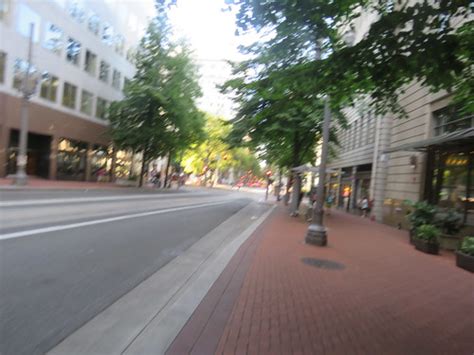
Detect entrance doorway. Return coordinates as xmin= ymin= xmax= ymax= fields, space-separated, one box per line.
xmin=7 ymin=130 xmax=51 ymax=178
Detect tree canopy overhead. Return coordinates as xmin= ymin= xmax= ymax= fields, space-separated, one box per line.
xmin=228 ymin=0 xmax=473 ymax=114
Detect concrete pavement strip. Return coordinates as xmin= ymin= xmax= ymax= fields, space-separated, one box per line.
xmin=48 ymin=201 xmax=275 ymax=355
xmin=0 ymin=191 xmax=205 ymax=207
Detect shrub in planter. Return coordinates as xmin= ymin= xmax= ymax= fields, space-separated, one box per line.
xmin=405 ymin=201 xmax=437 ymax=244
xmin=435 ymin=209 xmax=464 ymax=250
xmin=414 ymin=224 xmax=440 ymax=254
xmin=456 ymin=236 xmax=474 ymax=272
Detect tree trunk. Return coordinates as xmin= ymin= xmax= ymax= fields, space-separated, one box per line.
xmin=284 ymin=172 xmax=292 ymax=205
xmin=277 ymin=167 xmax=282 ymax=201
xmin=138 ymin=151 xmax=147 ymax=187
xmin=163 ymin=151 xmax=172 ymax=188
xmin=289 ymin=172 xmax=302 ymax=216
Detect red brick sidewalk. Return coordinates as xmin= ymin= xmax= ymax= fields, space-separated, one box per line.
xmin=167 ymin=206 xmax=474 ymax=355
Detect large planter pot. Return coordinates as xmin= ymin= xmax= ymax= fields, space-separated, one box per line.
xmin=414 ymin=238 xmax=439 ymax=255
xmin=439 ymin=234 xmax=462 ymax=251
xmin=455 ymin=251 xmax=474 ymax=273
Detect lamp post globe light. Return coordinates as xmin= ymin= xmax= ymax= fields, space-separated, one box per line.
xmin=14 ymin=23 xmax=40 ymax=186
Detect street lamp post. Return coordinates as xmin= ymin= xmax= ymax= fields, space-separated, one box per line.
xmin=305 ymin=30 xmax=355 ymax=246
xmin=14 ymin=23 xmax=37 ymax=186
xmin=305 ymin=96 xmax=331 ymax=246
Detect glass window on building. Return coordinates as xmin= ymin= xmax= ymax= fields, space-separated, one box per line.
xmin=39 ymin=72 xmax=58 ymax=102
xmin=87 ymin=12 xmax=100 ymax=35
xmin=91 ymin=145 xmax=111 ymax=181
xmin=80 ymin=90 xmax=93 ymax=115
xmin=114 ymin=34 xmax=125 ymax=55
xmin=0 ymin=0 xmax=11 ymax=21
xmin=16 ymin=3 xmax=40 ymax=42
xmin=43 ymin=22 xmax=63 ymax=55
xmin=84 ymin=50 xmax=97 ymax=76
xmin=99 ymin=60 xmax=110 ymax=83
xmin=112 ymin=69 xmax=121 ymax=89
xmin=433 ymin=106 xmax=474 ymax=136
xmin=427 ymin=148 xmax=474 ymax=227
xmin=102 ymin=23 xmax=114 ymax=46
xmin=66 ymin=37 xmax=81 ymax=66
xmin=57 ymin=138 xmax=88 ymax=181
xmin=12 ymin=58 xmax=37 ymax=91
xmin=69 ymin=1 xmax=85 ymax=23
xmin=96 ymin=97 xmax=108 ymax=119
xmin=62 ymin=82 xmax=77 ymax=109
xmin=0 ymin=51 xmax=6 ymax=83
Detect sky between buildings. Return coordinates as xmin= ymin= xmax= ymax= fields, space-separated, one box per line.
xmin=168 ymin=0 xmax=253 ymax=120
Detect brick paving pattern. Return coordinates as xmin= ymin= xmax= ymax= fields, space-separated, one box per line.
xmin=170 ymin=206 xmax=474 ymax=355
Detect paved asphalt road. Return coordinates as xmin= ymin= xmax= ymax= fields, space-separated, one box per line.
xmin=0 ymin=188 xmax=256 ymax=355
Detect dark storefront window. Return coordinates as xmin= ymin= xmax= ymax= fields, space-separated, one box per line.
xmin=427 ymin=148 xmax=474 ymax=226
xmin=56 ymin=138 xmax=87 ymax=181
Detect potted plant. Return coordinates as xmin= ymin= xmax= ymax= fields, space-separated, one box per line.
xmin=435 ymin=209 xmax=464 ymax=250
xmin=413 ymin=224 xmax=440 ymax=255
xmin=455 ymin=237 xmax=474 ymax=272
xmin=406 ymin=201 xmax=437 ymax=244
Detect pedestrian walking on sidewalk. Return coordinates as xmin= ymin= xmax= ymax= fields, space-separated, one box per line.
xmin=325 ymin=193 xmax=334 ymax=215
xmin=361 ymin=196 xmax=370 ymax=218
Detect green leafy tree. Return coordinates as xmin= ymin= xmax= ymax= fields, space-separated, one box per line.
xmin=228 ymin=0 xmax=473 ymax=115
xmin=108 ymin=16 xmax=204 ymax=186
xmin=182 ymin=115 xmax=261 ymax=185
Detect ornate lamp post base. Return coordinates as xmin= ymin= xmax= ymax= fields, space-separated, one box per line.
xmin=305 ymin=223 xmax=327 ymax=246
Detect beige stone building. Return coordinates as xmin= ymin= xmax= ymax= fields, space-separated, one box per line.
xmin=328 ymin=84 xmax=474 ymax=231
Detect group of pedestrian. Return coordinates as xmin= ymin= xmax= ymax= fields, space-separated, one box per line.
xmin=149 ymin=167 xmax=162 ymax=188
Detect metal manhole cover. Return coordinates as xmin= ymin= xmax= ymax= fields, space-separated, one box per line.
xmin=301 ymin=257 xmax=345 ymax=270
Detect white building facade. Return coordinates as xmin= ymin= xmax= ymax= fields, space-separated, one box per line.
xmin=0 ymin=0 xmax=153 ymax=180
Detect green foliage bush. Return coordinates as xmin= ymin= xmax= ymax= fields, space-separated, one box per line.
xmin=459 ymin=237 xmax=474 ymax=256
xmin=415 ymin=224 xmax=441 ymax=244
xmin=406 ymin=201 xmax=437 ymax=230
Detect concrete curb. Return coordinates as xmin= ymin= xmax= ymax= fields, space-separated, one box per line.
xmin=48 ymin=201 xmax=274 ymax=355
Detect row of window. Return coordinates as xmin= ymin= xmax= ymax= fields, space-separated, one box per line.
xmin=42 ymin=21 xmax=126 ymax=90
xmin=0 ymin=51 xmax=110 ymax=120
xmin=433 ymin=106 xmax=473 ymax=136
xmin=6 ymin=2 xmax=135 ymax=62
xmin=338 ymin=113 xmax=376 ymax=153
xmin=1 ymin=2 xmax=134 ymax=90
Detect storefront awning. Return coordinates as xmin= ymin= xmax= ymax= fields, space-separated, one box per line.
xmin=383 ymin=128 xmax=474 ymax=153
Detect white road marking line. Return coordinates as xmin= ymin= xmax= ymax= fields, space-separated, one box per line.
xmin=0 ymin=200 xmax=229 ymax=241
xmin=0 ymin=192 xmax=205 ymax=207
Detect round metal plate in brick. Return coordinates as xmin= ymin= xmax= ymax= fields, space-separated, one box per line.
xmin=301 ymin=257 xmax=345 ymax=270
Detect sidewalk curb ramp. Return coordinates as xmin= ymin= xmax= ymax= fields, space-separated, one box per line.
xmin=48 ymin=201 xmax=275 ymax=355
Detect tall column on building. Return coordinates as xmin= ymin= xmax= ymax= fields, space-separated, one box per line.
xmin=0 ymin=125 xmax=9 ymax=177
xmin=350 ymin=166 xmax=358 ymax=210
xmin=335 ymin=168 xmax=343 ymax=207
xmin=371 ymin=115 xmax=393 ymax=222
xmin=49 ymin=136 xmax=58 ymax=180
